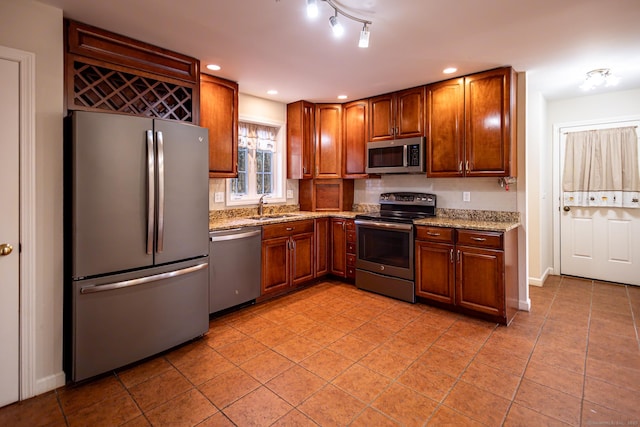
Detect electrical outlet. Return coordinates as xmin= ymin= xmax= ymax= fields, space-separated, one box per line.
xmin=214 ymin=192 xmax=224 ymax=203
xmin=286 ymin=189 xmax=294 ymax=199
xmin=463 ymin=191 xmax=471 ymax=202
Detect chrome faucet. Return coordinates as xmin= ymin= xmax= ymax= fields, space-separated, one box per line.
xmin=258 ymin=194 xmax=267 ymax=216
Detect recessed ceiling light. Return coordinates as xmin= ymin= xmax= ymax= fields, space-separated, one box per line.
xmin=267 ymin=89 xmax=278 ymax=95
xmin=443 ymin=67 xmax=457 ymax=74
xmin=337 ymin=94 xmax=348 ymax=100
xmin=206 ymin=64 xmax=221 ymax=71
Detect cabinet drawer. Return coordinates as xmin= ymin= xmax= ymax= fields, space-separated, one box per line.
xmin=346 ymin=254 xmax=356 ymax=267
xmin=415 ymin=226 xmax=454 ymax=243
xmin=346 ymin=230 xmax=356 ymax=244
xmin=262 ymin=220 xmax=314 ymax=239
xmin=346 ymin=242 xmax=356 ymax=254
xmin=456 ymin=229 xmax=503 ymax=249
xmin=345 ymin=220 xmax=355 ymax=231
xmin=346 ymin=266 xmax=356 ymax=279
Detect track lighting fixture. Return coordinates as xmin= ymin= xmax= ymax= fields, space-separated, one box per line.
xmin=580 ymin=68 xmax=620 ymax=91
xmin=306 ymin=0 xmax=372 ymax=48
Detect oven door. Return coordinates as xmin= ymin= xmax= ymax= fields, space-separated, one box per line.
xmin=355 ymin=219 xmax=414 ymax=280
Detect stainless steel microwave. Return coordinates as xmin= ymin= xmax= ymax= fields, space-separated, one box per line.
xmin=365 ymin=136 xmax=425 ymax=174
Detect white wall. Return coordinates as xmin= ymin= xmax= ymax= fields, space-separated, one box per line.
xmin=0 ymin=0 xmax=65 ymax=393
xmin=526 ymin=89 xmax=551 ymax=285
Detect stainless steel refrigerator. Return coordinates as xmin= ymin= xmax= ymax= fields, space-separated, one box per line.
xmin=66 ymin=111 xmax=210 ymax=382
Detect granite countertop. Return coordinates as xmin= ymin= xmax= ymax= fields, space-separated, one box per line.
xmin=209 ymin=211 xmax=356 ymax=231
xmin=413 ymin=217 xmax=519 ymax=232
xmin=209 ymin=208 xmax=519 ymax=232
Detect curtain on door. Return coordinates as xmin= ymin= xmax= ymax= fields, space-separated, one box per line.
xmin=563 ymin=126 xmax=640 ymax=208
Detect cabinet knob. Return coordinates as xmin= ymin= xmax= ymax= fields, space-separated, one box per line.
xmin=426 ymin=232 xmax=440 ymax=236
xmin=563 ymin=206 xmax=571 ymax=212
xmin=470 ymin=237 xmax=486 ymax=242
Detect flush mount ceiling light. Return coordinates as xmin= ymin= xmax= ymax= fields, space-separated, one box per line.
xmin=306 ymin=0 xmax=373 ymax=48
xmin=580 ymin=68 xmax=620 ymax=91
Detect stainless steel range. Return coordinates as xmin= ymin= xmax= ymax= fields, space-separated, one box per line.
xmin=355 ymin=192 xmax=436 ymax=303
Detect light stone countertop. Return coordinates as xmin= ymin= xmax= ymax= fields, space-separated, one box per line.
xmin=209 ymin=210 xmax=519 ymax=232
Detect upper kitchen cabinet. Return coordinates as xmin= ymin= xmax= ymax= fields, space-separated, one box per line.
xmin=342 ymin=99 xmax=368 ymax=178
xmin=425 ymin=78 xmax=465 ymax=177
xmin=369 ymin=86 xmax=425 ymax=141
xmin=426 ymin=67 xmax=517 ymax=178
xmin=200 ymin=73 xmax=239 ymax=178
xmin=287 ymin=101 xmax=315 ymax=179
xmin=315 ymin=103 xmax=343 ymax=179
xmin=64 ymin=20 xmax=200 ymax=123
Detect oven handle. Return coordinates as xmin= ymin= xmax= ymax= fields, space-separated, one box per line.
xmin=354 ymin=219 xmax=414 ymax=231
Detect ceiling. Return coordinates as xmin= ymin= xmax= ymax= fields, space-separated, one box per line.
xmin=37 ymin=0 xmax=640 ymax=104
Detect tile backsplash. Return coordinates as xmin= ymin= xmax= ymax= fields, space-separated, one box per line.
xmin=354 ymin=175 xmax=518 ymax=212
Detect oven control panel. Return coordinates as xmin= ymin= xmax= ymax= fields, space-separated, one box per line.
xmin=379 ymin=192 xmax=436 ymax=206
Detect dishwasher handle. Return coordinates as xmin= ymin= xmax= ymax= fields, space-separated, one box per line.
xmin=210 ymin=229 xmax=262 ymax=243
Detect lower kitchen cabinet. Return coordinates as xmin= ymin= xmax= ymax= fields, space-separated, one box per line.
xmin=330 ymin=218 xmax=347 ymax=277
xmin=314 ymin=217 xmax=329 ymax=277
xmin=415 ymin=225 xmax=518 ymax=324
xmin=330 ymin=218 xmax=355 ymax=280
xmin=261 ymin=220 xmax=314 ymax=296
xmin=345 ymin=220 xmax=356 ymax=280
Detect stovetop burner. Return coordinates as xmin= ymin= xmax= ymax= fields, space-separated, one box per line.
xmin=355 ymin=192 xmax=436 ymax=223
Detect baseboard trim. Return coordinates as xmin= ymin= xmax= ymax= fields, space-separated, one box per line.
xmin=35 ymin=372 xmax=65 ymax=396
xmin=529 ymin=267 xmax=553 ymax=287
xmin=518 ymin=298 xmax=531 ymax=311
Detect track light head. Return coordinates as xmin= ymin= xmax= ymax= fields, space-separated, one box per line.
xmin=306 ymin=0 xmax=318 ymax=18
xmin=359 ymin=24 xmax=370 ymax=48
xmin=329 ymin=14 xmax=344 ymax=37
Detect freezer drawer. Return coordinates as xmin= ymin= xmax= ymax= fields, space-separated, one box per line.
xmin=71 ymin=259 xmax=209 ymax=382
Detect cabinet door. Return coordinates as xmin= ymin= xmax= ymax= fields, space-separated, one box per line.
xmin=342 ymin=100 xmax=368 ymax=178
xmin=287 ymin=101 xmax=314 ymax=179
xmin=369 ymin=94 xmax=395 ymax=141
xmin=455 ymin=245 xmax=504 ymax=317
xmin=415 ymin=241 xmax=455 ymax=304
xmin=315 ymin=104 xmax=342 ymax=179
xmin=330 ymin=218 xmax=347 ymax=277
xmin=395 ymin=86 xmax=425 ymax=139
xmin=426 ymin=78 xmax=464 ymax=177
xmin=464 ymin=67 xmax=513 ymax=177
xmin=200 ymin=73 xmax=238 ymax=178
xmin=261 ymin=237 xmax=290 ymax=295
xmin=291 ymin=232 xmax=314 ymax=287
xmin=315 ymin=218 xmax=329 ymax=277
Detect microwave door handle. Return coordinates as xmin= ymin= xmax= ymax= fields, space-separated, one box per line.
xmin=403 ymin=145 xmax=408 ymax=168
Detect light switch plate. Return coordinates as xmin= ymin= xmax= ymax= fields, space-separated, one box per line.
xmin=214 ymin=192 xmax=224 ymax=203
xmin=286 ymin=189 xmax=294 ymax=199
xmin=463 ymin=191 xmax=471 ymax=202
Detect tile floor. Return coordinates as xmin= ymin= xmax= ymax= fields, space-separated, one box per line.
xmin=1 ymin=275 xmax=640 ymax=426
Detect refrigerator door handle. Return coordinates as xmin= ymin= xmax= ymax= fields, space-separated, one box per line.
xmin=146 ymin=130 xmax=155 ymax=255
xmin=79 ymin=262 xmax=208 ymax=294
xmin=156 ymin=130 xmax=165 ymax=253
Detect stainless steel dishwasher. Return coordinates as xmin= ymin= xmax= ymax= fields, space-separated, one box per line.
xmin=209 ymin=226 xmax=262 ymax=314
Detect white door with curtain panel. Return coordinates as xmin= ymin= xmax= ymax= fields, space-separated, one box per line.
xmin=0 ymin=56 xmax=20 ymax=406
xmin=560 ymin=121 xmax=640 ymax=286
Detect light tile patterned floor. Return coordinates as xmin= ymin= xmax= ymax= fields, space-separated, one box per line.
xmin=1 ymin=276 xmax=639 ymax=426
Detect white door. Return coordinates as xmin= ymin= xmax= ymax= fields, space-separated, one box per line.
xmin=560 ymin=122 xmax=640 ymax=286
xmin=0 ymin=57 xmax=20 ymax=406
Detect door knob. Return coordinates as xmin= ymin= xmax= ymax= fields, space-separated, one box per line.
xmin=0 ymin=243 xmax=13 ymax=256
xmin=563 ymin=206 xmax=571 ymax=212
